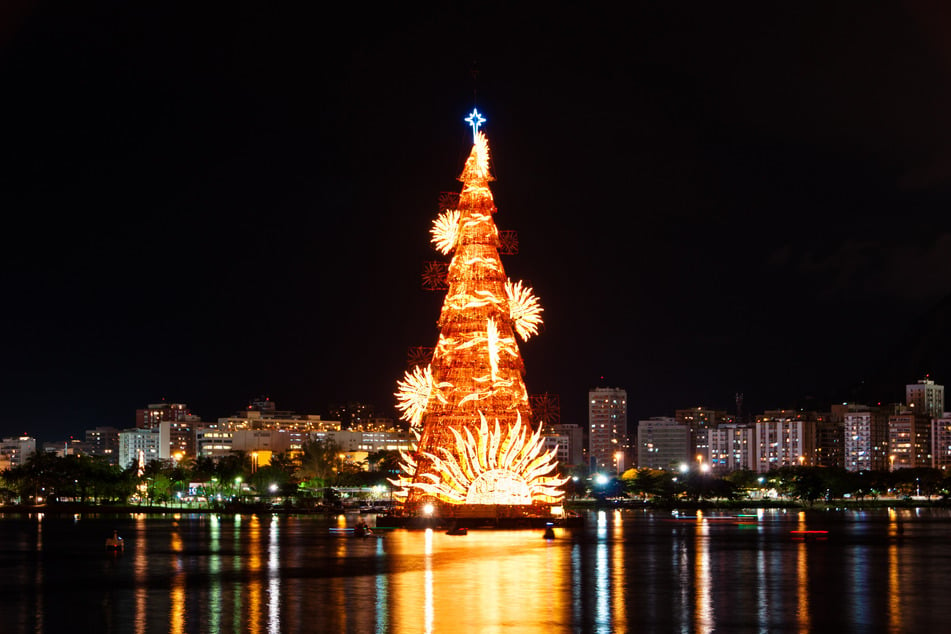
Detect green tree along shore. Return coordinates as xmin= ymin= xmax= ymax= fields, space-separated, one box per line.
xmin=0 ymin=440 xmax=403 ymax=511
xmin=4 ymin=445 xmax=951 ymax=512
xmin=602 ymin=465 xmax=951 ymax=507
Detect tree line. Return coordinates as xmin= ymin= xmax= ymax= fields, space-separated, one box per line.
xmin=571 ymin=465 xmax=951 ymax=505
xmin=0 ymin=440 xmax=403 ymax=508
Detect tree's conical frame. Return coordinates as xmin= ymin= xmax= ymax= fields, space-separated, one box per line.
xmin=393 ymin=116 xmax=567 ymax=516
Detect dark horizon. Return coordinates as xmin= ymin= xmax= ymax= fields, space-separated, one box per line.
xmin=2 ymin=4 xmax=951 ymax=443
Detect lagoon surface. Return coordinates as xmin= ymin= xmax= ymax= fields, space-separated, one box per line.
xmin=2 ymin=508 xmax=951 ymax=633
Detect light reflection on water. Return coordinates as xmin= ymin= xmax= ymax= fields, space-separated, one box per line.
xmin=3 ymin=508 xmax=951 ymax=632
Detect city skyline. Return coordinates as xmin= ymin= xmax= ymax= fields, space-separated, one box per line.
xmin=3 ymin=4 xmax=951 ymax=442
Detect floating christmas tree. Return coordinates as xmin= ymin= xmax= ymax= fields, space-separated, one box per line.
xmin=392 ymin=110 xmax=567 ymax=516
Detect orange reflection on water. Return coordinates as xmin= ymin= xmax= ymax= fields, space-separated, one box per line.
xmin=612 ymin=510 xmax=627 ymax=633
xmin=169 ymin=522 xmax=185 ymax=634
xmin=246 ymin=514 xmax=263 ymax=634
xmin=208 ymin=515 xmax=222 ymax=634
xmin=268 ymin=516 xmax=281 ymax=634
xmin=796 ymin=511 xmax=810 ymax=633
xmin=133 ymin=514 xmax=147 ymax=634
xmin=389 ymin=528 xmax=569 ymax=632
xmin=694 ymin=513 xmax=713 ymax=633
xmin=888 ymin=508 xmax=903 ymax=631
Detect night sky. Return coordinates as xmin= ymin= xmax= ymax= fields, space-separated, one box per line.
xmin=3 ymin=3 xmax=951 ymax=443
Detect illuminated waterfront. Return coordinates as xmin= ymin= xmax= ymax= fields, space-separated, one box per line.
xmin=2 ymin=508 xmax=950 ymax=632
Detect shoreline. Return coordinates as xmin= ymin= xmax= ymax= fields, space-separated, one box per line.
xmin=3 ymin=497 xmax=948 ymax=517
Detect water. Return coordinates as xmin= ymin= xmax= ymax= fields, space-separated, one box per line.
xmin=1 ymin=507 xmax=950 ymax=633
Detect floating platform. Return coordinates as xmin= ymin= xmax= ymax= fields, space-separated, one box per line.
xmin=376 ymin=513 xmax=583 ymax=531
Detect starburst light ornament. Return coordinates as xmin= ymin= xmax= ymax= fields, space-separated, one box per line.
xmin=430 ymin=209 xmax=460 ymax=255
xmin=505 ymin=279 xmax=543 ymax=341
xmin=395 ymin=364 xmax=448 ymax=429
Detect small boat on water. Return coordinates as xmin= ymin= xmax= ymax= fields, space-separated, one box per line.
xmin=445 ymin=527 xmax=468 ymax=536
xmin=105 ymin=530 xmax=124 ymax=551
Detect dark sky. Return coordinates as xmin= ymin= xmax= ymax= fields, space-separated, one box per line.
xmin=2 ymin=2 xmax=951 ymax=443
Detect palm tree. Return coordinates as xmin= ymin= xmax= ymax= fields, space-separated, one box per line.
xmin=298 ymin=440 xmax=341 ymax=482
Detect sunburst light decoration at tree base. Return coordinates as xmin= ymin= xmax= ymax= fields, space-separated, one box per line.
xmin=389 ymin=411 xmax=566 ymax=507
xmin=393 ymin=110 xmax=568 ymax=518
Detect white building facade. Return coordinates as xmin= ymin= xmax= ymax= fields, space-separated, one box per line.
xmin=843 ymin=408 xmax=888 ymax=472
xmin=708 ymin=424 xmax=755 ymax=473
xmin=906 ymin=378 xmax=945 ymax=419
xmin=753 ymin=417 xmax=816 ymax=473
xmin=118 ymin=425 xmax=170 ymax=469
xmin=637 ymin=417 xmax=690 ymax=471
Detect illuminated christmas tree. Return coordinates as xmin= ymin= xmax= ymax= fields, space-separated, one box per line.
xmin=393 ymin=109 xmax=567 ymax=516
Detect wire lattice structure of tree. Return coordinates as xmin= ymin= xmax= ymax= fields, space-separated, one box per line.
xmin=498 ymin=229 xmax=519 ymax=255
xmin=530 ymin=393 xmax=561 ymax=426
xmin=406 ymin=346 xmax=434 ymax=369
xmin=393 ymin=111 xmax=566 ymax=515
xmin=421 ymin=261 xmax=449 ymax=291
xmin=438 ymin=191 xmax=460 ymax=213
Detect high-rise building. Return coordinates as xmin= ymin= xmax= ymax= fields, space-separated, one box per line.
xmin=136 ymin=402 xmax=190 ymax=427
xmin=906 ymin=378 xmax=945 ymax=419
xmin=675 ymin=406 xmax=731 ymax=464
xmin=674 ymin=407 xmax=730 ymax=427
xmin=543 ymin=423 xmax=584 ymax=467
xmin=0 ymin=436 xmax=36 ymax=468
xmin=136 ymin=402 xmax=200 ymax=457
xmin=814 ymin=416 xmax=845 ymax=468
xmin=753 ymin=413 xmax=817 ymax=473
xmin=843 ymin=405 xmax=890 ymax=471
xmin=118 ymin=425 xmax=170 ymax=469
xmin=888 ymin=408 xmax=931 ymax=469
xmin=328 ymin=402 xmax=376 ymax=430
xmin=84 ymin=426 xmax=120 ymax=463
xmin=637 ymin=417 xmax=690 ymax=471
xmin=931 ymin=413 xmax=951 ymax=471
xmin=588 ymin=387 xmax=628 ymax=473
xmin=708 ymin=424 xmax=755 ymax=473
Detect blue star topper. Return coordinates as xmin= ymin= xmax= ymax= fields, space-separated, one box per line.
xmin=464 ymin=108 xmax=486 ymax=141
